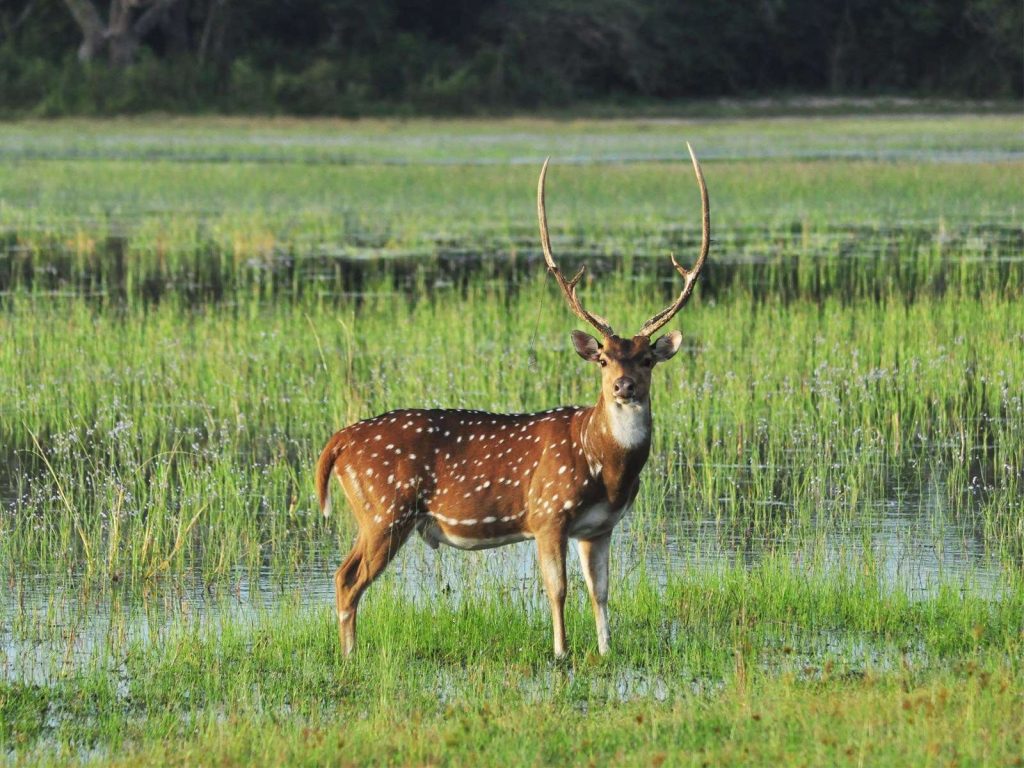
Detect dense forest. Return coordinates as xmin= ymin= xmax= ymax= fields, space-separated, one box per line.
xmin=0 ymin=0 xmax=1020 ymax=116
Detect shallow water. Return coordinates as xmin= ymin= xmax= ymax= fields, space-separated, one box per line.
xmin=3 ymin=223 xmax=1022 ymax=306
xmin=0 ymin=452 xmax=1008 ymax=685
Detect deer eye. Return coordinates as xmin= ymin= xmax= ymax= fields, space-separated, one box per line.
xmin=642 ymin=358 xmax=655 ymax=368
xmin=598 ymin=358 xmax=608 ymax=367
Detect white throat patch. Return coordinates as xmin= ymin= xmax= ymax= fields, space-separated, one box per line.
xmin=607 ymin=402 xmax=651 ymax=449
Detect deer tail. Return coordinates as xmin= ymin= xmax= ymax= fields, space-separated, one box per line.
xmin=315 ymin=432 xmax=345 ymax=518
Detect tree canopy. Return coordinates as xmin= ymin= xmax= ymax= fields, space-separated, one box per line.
xmin=1 ymin=0 xmax=1020 ymax=115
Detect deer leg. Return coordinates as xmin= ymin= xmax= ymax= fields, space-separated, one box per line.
xmin=334 ymin=523 xmax=412 ymax=655
xmin=334 ymin=537 xmax=364 ymax=654
xmin=576 ymin=533 xmax=611 ymax=655
xmin=536 ymin=531 xmax=568 ymax=658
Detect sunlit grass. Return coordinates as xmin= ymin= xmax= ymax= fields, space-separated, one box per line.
xmin=2 ymin=570 xmax=1022 ymax=764
xmin=1 ymin=115 xmax=1022 ymax=765
xmin=1 ymin=283 xmax=1021 ymax=582
xmin=1 ymin=159 xmax=1020 ymax=253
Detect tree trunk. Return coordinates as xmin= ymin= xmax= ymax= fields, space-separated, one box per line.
xmin=106 ymin=0 xmax=137 ymax=66
xmin=164 ymin=0 xmax=190 ymax=55
xmin=62 ymin=0 xmax=107 ymax=61
xmin=828 ymin=2 xmax=856 ymax=92
xmin=62 ymin=0 xmax=184 ymax=66
xmin=198 ymin=0 xmax=228 ymax=65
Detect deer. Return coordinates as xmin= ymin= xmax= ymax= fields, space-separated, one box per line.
xmin=315 ymin=144 xmax=710 ymax=658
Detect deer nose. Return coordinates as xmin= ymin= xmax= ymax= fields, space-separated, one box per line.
xmin=613 ymin=377 xmax=636 ymax=399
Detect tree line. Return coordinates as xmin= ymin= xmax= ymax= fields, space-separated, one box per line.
xmin=0 ymin=0 xmax=1020 ymax=116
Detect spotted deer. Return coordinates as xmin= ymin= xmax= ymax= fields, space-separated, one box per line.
xmin=316 ymin=144 xmax=710 ymax=657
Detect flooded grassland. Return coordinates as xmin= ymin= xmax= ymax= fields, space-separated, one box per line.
xmin=1 ymin=115 xmax=1022 ymax=766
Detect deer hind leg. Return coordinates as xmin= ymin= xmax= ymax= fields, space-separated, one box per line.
xmin=576 ymin=533 xmax=611 ymax=655
xmin=334 ymin=520 xmax=414 ymax=656
xmin=334 ymin=540 xmax=364 ymax=654
xmin=536 ymin=531 xmax=568 ymax=658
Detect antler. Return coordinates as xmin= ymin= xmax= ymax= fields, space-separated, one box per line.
xmin=537 ymin=158 xmax=615 ymax=338
xmin=636 ymin=142 xmax=710 ymax=338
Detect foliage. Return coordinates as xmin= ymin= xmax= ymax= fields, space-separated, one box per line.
xmin=0 ymin=0 xmax=1020 ymax=116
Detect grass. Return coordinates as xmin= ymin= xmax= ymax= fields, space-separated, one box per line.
xmin=0 ymin=113 xmax=1021 ymax=164
xmin=2 ymin=285 xmax=1021 ymax=586
xmin=0 ymin=115 xmax=1020 ymax=295
xmin=99 ymin=676 xmax=1022 ymax=768
xmin=1 ymin=160 xmax=1019 ymax=264
xmin=2 ymin=567 xmax=1022 ymax=764
xmin=1 ymin=113 xmax=1022 ymax=765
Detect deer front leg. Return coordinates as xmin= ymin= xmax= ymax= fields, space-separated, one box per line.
xmin=576 ymin=533 xmax=611 ymax=655
xmin=536 ymin=531 xmax=568 ymax=658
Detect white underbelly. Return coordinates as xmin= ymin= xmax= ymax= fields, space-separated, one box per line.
xmin=567 ymin=501 xmax=630 ymax=539
xmin=419 ymin=522 xmax=531 ymax=551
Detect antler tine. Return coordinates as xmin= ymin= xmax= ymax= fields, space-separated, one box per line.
xmin=637 ymin=142 xmax=711 ymax=338
xmin=537 ymin=158 xmax=615 ymax=338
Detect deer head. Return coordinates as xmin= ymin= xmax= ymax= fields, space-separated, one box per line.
xmin=537 ymin=143 xmax=710 ymax=410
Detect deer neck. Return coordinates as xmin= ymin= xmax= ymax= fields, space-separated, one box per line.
xmin=576 ymin=394 xmax=652 ymax=496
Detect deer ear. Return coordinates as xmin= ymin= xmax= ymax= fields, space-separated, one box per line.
xmin=571 ymin=330 xmax=602 ymax=362
xmin=651 ymin=330 xmax=683 ymax=362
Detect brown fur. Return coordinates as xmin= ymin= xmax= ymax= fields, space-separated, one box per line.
xmin=318 ymin=332 xmax=681 ymax=656
xmin=322 ymin=147 xmax=708 ymax=656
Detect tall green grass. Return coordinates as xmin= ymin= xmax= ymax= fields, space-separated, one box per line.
xmin=1 ymin=115 xmax=1022 ymax=765
xmin=2 ymin=160 xmax=1020 ymax=298
xmin=2 ymin=278 xmax=1021 ymax=587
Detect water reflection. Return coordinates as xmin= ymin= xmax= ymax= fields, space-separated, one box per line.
xmin=1 ymin=467 xmax=1008 ymax=685
xmin=3 ymin=223 xmax=1022 ymax=306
